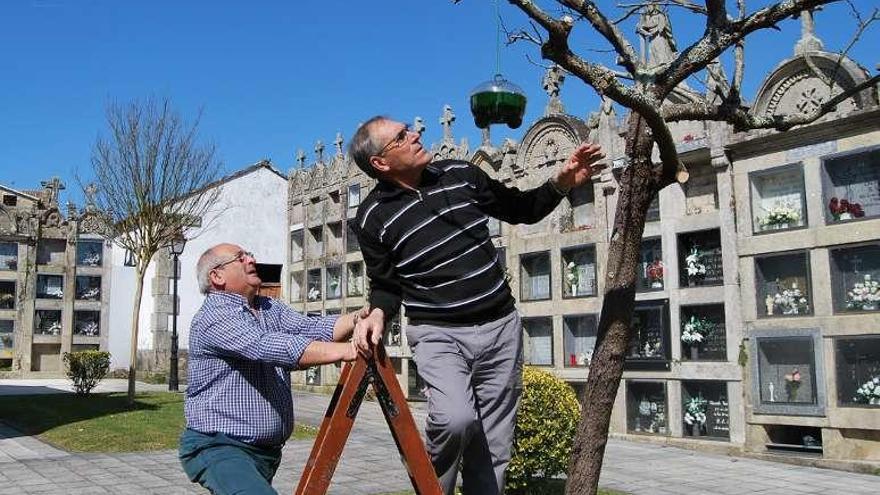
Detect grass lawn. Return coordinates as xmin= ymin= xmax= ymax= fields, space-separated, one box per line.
xmin=0 ymin=392 xmax=317 ymax=452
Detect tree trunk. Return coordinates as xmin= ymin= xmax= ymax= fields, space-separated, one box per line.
xmin=566 ymin=116 xmax=657 ymax=495
xmin=127 ymin=267 xmax=147 ymax=406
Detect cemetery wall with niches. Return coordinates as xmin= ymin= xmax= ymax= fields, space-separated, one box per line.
xmin=0 ymin=179 xmax=112 ymax=377
xmin=284 ymin=35 xmax=879 ymax=467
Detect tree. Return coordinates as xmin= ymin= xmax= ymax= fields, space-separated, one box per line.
xmin=84 ymin=97 xmax=222 ymax=405
xmin=486 ymin=1 xmax=879 ymax=494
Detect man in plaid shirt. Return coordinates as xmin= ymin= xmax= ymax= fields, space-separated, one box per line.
xmin=179 ymin=243 xmax=363 ymax=494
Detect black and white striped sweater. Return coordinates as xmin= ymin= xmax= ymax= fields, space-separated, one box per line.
xmin=354 ymin=160 xmax=566 ymax=326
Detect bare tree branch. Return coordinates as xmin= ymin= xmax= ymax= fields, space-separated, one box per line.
xmin=559 ymin=1 xmax=640 ymax=74
xmin=663 ymin=73 xmax=880 ymax=130
xmin=660 ymin=0 xmax=842 ymax=92
xmin=84 ymin=97 xmax=222 ymax=405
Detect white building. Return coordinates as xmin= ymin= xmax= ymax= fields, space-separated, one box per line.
xmin=107 ymin=161 xmax=288 ymax=370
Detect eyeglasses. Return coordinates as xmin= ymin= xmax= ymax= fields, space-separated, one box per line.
xmin=377 ymin=124 xmax=412 ymax=156
xmin=212 ymin=250 xmax=255 ymax=270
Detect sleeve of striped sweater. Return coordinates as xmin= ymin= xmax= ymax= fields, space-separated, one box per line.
xmin=467 ymin=162 xmax=566 ymax=224
xmin=354 ymin=209 xmax=403 ymax=320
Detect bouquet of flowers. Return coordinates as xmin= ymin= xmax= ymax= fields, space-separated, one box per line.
xmin=80 ymin=251 xmax=102 ymax=266
xmin=759 ymin=201 xmax=800 ymax=229
xmin=77 ymin=321 xmax=99 ymax=336
xmin=685 ymin=247 xmax=706 ymax=279
xmin=784 ymin=368 xmax=802 ymax=401
xmin=566 ymin=261 xmax=580 ymax=294
xmin=773 ymin=283 xmax=809 ymax=315
xmin=846 ymin=274 xmax=880 ymax=311
xmin=683 ymin=396 xmax=708 ymax=426
xmin=681 ymin=315 xmax=711 ymax=344
xmin=646 ymin=259 xmax=664 ymax=288
xmin=853 ymin=376 xmax=880 ymax=405
xmin=307 ymin=286 xmax=321 ymax=301
xmin=829 ymin=197 xmax=865 ymax=221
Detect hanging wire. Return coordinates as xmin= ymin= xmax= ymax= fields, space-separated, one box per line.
xmin=494 ymin=0 xmax=501 ymax=76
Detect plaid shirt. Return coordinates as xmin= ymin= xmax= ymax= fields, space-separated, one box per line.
xmin=184 ymin=291 xmax=336 ymax=447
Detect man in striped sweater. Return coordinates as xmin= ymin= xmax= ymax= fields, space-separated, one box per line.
xmin=348 ymin=116 xmax=605 ymax=495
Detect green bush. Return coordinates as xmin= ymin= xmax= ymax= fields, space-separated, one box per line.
xmin=506 ymin=367 xmax=581 ymax=494
xmin=63 ymin=350 xmax=111 ymax=395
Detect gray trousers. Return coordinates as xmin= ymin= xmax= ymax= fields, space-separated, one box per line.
xmin=406 ymin=311 xmax=523 ymax=495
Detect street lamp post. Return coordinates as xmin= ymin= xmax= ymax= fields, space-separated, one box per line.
xmin=168 ymin=235 xmax=187 ymax=392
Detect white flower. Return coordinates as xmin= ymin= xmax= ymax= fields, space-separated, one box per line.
xmin=683 ymin=397 xmax=708 ymax=426
xmin=759 ymin=201 xmax=800 ymax=227
xmin=685 ymin=247 xmax=707 ymax=278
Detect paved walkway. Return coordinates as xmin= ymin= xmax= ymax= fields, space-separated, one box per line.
xmin=0 ymin=380 xmax=878 ymax=494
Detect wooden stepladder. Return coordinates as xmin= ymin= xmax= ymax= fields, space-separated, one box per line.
xmin=295 ymin=343 xmax=442 ymax=495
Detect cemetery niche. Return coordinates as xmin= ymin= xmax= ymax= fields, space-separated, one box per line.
xmin=75 ymin=276 xmax=101 ymax=301
xmin=680 ymin=304 xmax=726 ymax=361
xmin=73 ymin=310 xmax=100 ymax=337
xmin=0 ymin=319 xmax=13 ymax=361
xmin=682 ymin=381 xmax=730 ymax=440
xmin=36 ymin=239 xmax=66 ymax=266
xmin=408 ymin=359 xmax=429 ymax=401
xmin=626 ymin=381 xmax=668 ymax=435
xmin=325 ymin=265 xmax=342 ymax=300
xmin=289 ymin=271 xmax=303 ymax=302
xmin=290 ymin=229 xmax=304 ymax=262
xmin=0 ymin=281 xmax=15 ymax=309
xmin=563 ymin=314 xmax=597 ymax=368
xmin=75 ymin=239 xmax=103 ymax=267
xmin=561 ymin=245 xmax=597 ymax=298
xmin=522 ymin=316 xmax=553 ymax=366
xmin=750 ymin=164 xmax=807 ymax=233
xmin=625 ymin=300 xmax=670 ymax=371
xmin=637 ymin=238 xmax=664 ymax=292
xmin=829 ymin=243 xmax=880 ymax=313
xmin=305 ymin=365 xmax=321 ymax=386
xmin=752 ymin=330 xmax=825 ymax=416
xmin=755 ymin=251 xmax=812 ymax=317
xmin=835 ymin=337 xmax=880 ymax=407
xmin=306 ymin=269 xmax=321 ymax=302
xmin=0 ymin=243 xmax=17 ymax=271
xmin=562 ymin=184 xmax=595 ymax=231
xmin=678 ymin=229 xmax=723 ymax=287
xmin=682 ymin=160 xmax=719 ymax=215
xmin=346 ymin=262 xmax=364 ymax=297
xmin=36 ymin=274 xmax=64 ymax=300
xmin=34 ymin=309 xmax=62 ymax=336
xmin=520 ymin=251 xmax=551 ymax=301
xmin=822 ymin=146 xmax=880 ymax=223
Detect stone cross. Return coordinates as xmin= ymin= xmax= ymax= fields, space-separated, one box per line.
xmin=334 ymin=133 xmax=344 ymax=157
xmin=40 ymin=176 xmax=65 ymax=206
xmin=413 ymin=117 xmax=425 ymax=135
xmin=314 ymin=140 xmax=324 ymax=164
xmin=440 ymin=105 xmax=455 ymax=143
xmin=543 ymin=65 xmax=566 ymax=115
xmin=481 ymin=127 xmax=491 ymax=147
xmin=795 ymin=8 xmax=824 ymax=55
xmin=296 ymin=149 xmax=306 ymax=169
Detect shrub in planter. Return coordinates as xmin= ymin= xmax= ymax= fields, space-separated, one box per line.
xmin=63 ymin=350 xmax=111 ymax=395
xmin=506 ymin=367 xmax=580 ymax=494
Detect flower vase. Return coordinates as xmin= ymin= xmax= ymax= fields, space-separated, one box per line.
xmin=688 ymin=279 xmax=697 ymax=287
xmin=691 ymin=424 xmax=702 ymax=437
xmin=690 ymin=346 xmax=699 ymax=360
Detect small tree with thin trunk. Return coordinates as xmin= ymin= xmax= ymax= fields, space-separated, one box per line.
xmin=84 ymin=97 xmax=222 ymax=405
xmin=457 ymin=1 xmax=879 ymax=494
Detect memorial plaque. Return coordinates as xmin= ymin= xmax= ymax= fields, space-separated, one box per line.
xmin=627 ymin=381 xmax=668 ymax=435
xmin=835 ymin=337 xmax=880 ymax=406
xmin=682 ymin=304 xmax=726 ymax=360
xmin=751 ymin=167 xmax=806 ymax=232
xmin=706 ymin=400 xmax=730 ymax=437
xmin=830 ymin=244 xmax=880 ymax=313
xmin=678 ymin=229 xmax=723 ymax=287
xmin=685 ymin=165 xmax=719 ymax=215
xmin=757 ymin=338 xmax=816 ymax=404
xmin=626 ymin=302 xmax=670 ymax=370
xmin=755 ymin=252 xmax=812 ymax=317
xmin=825 ymin=149 xmax=880 ymax=220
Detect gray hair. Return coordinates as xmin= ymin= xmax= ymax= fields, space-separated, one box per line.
xmin=196 ymin=246 xmax=226 ymax=294
xmin=348 ymin=115 xmax=388 ymax=179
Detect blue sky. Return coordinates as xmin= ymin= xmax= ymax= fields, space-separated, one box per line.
xmin=1 ymin=1 xmax=876 ymax=205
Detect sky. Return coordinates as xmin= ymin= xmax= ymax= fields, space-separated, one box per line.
xmin=1 ymin=0 xmax=876 ymax=205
